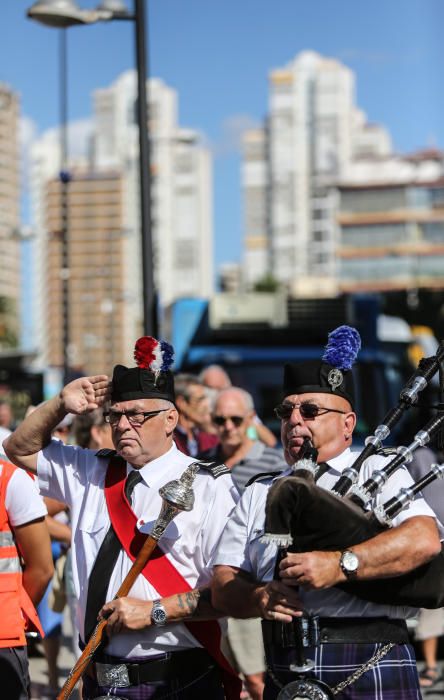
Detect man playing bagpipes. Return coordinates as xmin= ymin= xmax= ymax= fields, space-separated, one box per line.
xmin=4 ymin=336 xmax=242 ymax=700
xmin=212 ymin=326 xmax=443 ymax=699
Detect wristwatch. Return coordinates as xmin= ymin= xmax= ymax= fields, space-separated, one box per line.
xmin=150 ymin=599 xmax=167 ymax=627
xmin=339 ymin=550 xmax=359 ymax=579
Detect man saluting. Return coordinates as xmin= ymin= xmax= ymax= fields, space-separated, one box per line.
xmin=4 ymin=336 xmax=240 ymax=700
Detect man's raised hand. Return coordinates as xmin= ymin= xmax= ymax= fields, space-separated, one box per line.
xmin=60 ymin=375 xmax=110 ymax=414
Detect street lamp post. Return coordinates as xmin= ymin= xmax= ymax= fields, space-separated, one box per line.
xmin=27 ymin=0 xmax=158 ymax=353
xmin=132 ymin=0 xmax=157 ymax=339
xmin=59 ymin=28 xmax=71 ymax=384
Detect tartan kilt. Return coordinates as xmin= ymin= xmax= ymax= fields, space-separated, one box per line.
xmin=264 ymin=642 xmax=421 ymax=699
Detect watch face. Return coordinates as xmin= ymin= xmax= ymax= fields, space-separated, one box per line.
xmin=342 ymin=550 xmax=359 ymax=572
xmin=152 ymin=606 xmax=167 ymax=625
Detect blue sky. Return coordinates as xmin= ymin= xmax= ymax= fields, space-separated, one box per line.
xmin=1 ymin=0 xmax=443 ymax=269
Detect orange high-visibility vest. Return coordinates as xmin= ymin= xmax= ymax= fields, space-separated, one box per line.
xmin=0 ymin=458 xmax=44 ymax=647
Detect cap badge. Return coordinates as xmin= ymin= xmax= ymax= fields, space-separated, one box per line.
xmin=328 ymin=368 xmax=343 ymax=392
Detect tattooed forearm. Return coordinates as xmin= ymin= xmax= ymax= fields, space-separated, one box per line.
xmin=185 ymin=590 xmax=200 ymax=614
xmin=152 ymin=587 xmax=224 ymax=627
xmin=177 ymin=591 xmax=200 ymax=614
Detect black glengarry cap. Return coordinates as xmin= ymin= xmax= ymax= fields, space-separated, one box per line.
xmin=283 ymin=326 xmax=361 ymax=409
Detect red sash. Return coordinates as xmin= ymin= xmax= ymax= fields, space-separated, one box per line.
xmin=104 ymin=456 xmax=241 ymax=700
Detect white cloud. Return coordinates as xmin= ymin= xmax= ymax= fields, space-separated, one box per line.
xmin=39 ymin=117 xmax=93 ymax=159
xmin=211 ymin=113 xmax=259 ymax=158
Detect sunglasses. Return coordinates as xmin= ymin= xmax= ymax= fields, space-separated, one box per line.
xmin=274 ymin=402 xmax=346 ymax=421
xmin=212 ymin=415 xmax=245 ymax=427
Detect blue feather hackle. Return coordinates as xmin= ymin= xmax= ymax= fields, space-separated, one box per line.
xmin=322 ymin=325 xmax=361 ymax=371
xmin=160 ymin=340 xmax=174 ymax=371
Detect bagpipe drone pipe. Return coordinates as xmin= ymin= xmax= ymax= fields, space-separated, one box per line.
xmin=262 ymin=341 xmax=444 ymax=609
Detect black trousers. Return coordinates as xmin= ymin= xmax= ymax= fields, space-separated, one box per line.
xmin=0 ymin=646 xmax=30 ymax=700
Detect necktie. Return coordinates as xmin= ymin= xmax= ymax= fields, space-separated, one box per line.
xmin=84 ymin=470 xmax=143 ymax=641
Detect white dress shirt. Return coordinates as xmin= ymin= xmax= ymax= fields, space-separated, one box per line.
xmin=37 ymin=439 xmax=238 ymax=658
xmin=213 ymin=447 xmax=440 ymax=620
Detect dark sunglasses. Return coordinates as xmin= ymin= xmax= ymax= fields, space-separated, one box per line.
xmin=212 ymin=415 xmax=245 ymax=427
xmin=274 ymin=402 xmax=346 ymax=421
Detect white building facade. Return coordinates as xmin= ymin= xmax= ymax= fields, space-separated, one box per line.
xmin=0 ymin=84 xmax=21 ymax=347
xmin=93 ymin=71 xmax=213 ymax=309
xmin=29 ymin=71 xmax=213 ymax=374
xmin=243 ymin=51 xmax=391 ymax=295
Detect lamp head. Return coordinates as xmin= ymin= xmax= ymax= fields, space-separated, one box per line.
xmin=27 ymin=0 xmax=100 ymax=27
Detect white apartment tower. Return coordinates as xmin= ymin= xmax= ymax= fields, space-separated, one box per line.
xmin=29 ymin=71 xmax=213 ymax=375
xmin=243 ymin=51 xmax=391 ymax=294
xmin=0 ymin=84 xmax=20 ymax=348
xmin=93 ymin=71 xmax=213 ymax=308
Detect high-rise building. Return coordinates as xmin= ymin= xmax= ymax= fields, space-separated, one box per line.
xmin=44 ymin=171 xmax=126 ymax=375
xmin=0 ymin=84 xmax=20 ymax=348
xmin=93 ymin=71 xmax=213 ymax=308
xmin=242 ymin=51 xmax=391 ymax=294
xmin=29 ymin=71 xmax=213 ymax=376
xmin=338 ymin=149 xmax=444 ymax=293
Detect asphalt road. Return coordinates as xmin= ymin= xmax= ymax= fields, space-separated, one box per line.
xmin=29 ymin=611 xmax=80 ymax=700
xmin=417 ymin=662 xmax=444 ymax=699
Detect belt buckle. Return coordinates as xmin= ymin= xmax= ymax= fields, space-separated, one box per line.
xmin=95 ymin=661 xmax=131 ymax=688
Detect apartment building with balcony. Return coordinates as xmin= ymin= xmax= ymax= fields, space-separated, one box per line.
xmin=242 ymin=51 xmax=392 ymax=295
xmin=44 ymin=171 xmax=126 ymax=375
xmin=338 ymin=150 xmax=444 ymax=293
xmin=29 ymin=70 xmax=213 ymax=375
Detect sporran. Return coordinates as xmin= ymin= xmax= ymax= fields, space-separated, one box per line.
xmin=277 ymin=678 xmax=334 ymax=700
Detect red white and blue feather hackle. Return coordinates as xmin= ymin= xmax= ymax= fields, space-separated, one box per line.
xmin=133 ymin=336 xmax=174 ymax=383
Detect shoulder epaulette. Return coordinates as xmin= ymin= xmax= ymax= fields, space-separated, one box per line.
xmin=194 ymin=459 xmax=231 ymax=479
xmin=245 ymin=470 xmax=283 ymax=488
xmin=95 ymin=448 xmax=118 ymax=458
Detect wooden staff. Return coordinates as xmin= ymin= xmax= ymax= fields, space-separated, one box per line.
xmin=57 ymin=461 xmax=201 ymax=700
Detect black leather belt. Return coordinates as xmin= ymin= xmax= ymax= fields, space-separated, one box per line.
xmin=263 ymin=616 xmax=409 ymax=647
xmin=88 ymin=648 xmax=216 ymax=686
xmin=317 ymin=617 xmax=409 ymax=644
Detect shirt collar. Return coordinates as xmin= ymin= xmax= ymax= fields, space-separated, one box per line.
xmin=126 ymin=443 xmax=183 ymax=489
xmin=325 ymin=447 xmax=353 ymax=475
